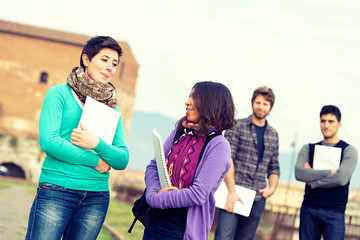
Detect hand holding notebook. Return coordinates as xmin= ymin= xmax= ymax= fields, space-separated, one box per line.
xmin=214 ymin=181 xmax=256 ymax=217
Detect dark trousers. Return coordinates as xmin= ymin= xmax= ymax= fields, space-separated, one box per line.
xmin=214 ymin=197 xmax=266 ymax=240
xmin=299 ymin=205 xmax=345 ymax=240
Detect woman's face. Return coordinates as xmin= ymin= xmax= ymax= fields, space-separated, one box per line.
xmin=82 ymin=48 xmax=119 ymax=85
xmin=185 ymin=88 xmax=201 ymax=123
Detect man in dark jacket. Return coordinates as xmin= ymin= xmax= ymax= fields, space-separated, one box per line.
xmin=295 ymin=105 xmax=358 ymax=240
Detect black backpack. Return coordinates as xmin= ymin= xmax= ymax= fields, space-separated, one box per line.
xmin=128 ymin=130 xmax=221 ymax=233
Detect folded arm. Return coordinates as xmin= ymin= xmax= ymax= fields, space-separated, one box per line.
xmin=294 ymin=144 xmax=331 ymax=182
xmin=39 ymin=88 xmax=100 ymax=168
xmin=91 ymin=113 xmax=129 ymax=170
xmin=40 ymin=87 xmax=129 ymax=171
xmin=311 ymin=146 xmax=358 ymax=188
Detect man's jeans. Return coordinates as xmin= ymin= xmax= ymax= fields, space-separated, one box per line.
xmin=299 ymin=205 xmax=345 ymax=240
xmin=25 ymin=182 xmax=109 ymax=240
xmin=214 ymin=196 xmax=266 ymax=240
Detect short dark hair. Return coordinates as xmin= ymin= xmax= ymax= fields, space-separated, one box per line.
xmin=80 ymin=36 xmax=123 ymax=69
xmin=177 ymin=81 xmax=236 ymax=136
xmin=320 ymin=105 xmax=341 ymax=122
xmin=251 ymin=86 xmax=275 ymax=108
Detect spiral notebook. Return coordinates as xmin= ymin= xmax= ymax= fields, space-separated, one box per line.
xmin=151 ymin=128 xmax=172 ymax=189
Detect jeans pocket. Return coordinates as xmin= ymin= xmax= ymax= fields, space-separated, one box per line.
xmin=100 ymin=191 xmax=110 ymax=198
xmin=39 ymin=182 xmax=67 ymax=191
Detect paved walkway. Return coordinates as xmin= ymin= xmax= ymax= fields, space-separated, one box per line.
xmin=0 ymin=178 xmax=124 ymax=240
xmin=0 ymin=179 xmax=35 ymax=240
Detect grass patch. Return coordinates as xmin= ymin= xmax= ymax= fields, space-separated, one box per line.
xmin=102 ymin=198 xmax=145 ymax=240
xmin=98 ymin=228 xmax=114 ymax=240
xmin=0 ymin=179 xmax=13 ymax=190
xmin=0 ymin=177 xmax=36 ymax=192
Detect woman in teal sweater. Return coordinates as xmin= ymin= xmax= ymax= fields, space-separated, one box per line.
xmin=26 ymin=36 xmax=129 ymax=240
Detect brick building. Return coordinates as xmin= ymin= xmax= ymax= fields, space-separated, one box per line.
xmin=0 ymin=19 xmax=139 ymax=184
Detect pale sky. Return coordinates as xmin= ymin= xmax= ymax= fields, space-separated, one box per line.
xmin=1 ymin=0 xmax=360 ymax=156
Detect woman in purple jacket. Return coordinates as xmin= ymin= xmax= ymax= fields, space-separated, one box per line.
xmin=143 ymin=81 xmax=236 ymax=240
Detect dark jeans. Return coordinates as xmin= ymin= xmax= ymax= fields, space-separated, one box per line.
xmin=26 ymin=182 xmax=109 ymax=240
xmin=214 ymin=197 xmax=266 ymax=240
xmin=299 ymin=205 xmax=345 ymax=240
xmin=143 ymin=227 xmax=184 ymax=240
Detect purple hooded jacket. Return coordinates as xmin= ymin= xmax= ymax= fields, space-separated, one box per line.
xmin=145 ymin=129 xmax=231 ymax=239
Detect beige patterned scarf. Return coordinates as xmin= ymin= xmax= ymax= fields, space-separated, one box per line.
xmin=67 ymin=67 xmax=117 ymax=108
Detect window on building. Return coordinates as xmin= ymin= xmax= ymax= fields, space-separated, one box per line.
xmin=119 ymin=61 xmax=126 ymax=79
xmin=40 ymin=72 xmax=48 ymax=84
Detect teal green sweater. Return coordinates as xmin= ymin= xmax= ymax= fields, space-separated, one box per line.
xmin=38 ymin=84 xmax=129 ymax=191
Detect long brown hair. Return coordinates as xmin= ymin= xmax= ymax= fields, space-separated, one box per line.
xmin=176 ymin=81 xmax=236 ymax=136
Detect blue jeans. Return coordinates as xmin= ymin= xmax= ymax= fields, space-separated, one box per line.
xmin=299 ymin=206 xmax=345 ymax=240
xmin=214 ymin=197 xmax=266 ymax=240
xmin=25 ymin=182 xmax=109 ymax=240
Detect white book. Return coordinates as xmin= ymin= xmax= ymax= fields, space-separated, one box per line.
xmin=152 ymin=128 xmax=172 ymax=189
xmin=313 ymin=145 xmax=341 ymax=170
xmin=78 ymin=96 xmax=121 ymax=144
xmin=214 ymin=181 xmax=256 ymax=217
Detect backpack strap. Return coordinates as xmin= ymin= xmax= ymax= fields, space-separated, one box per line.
xmin=128 ymin=189 xmax=151 ymax=233
xmin=199 ymin=132 xmax=222 ymax=161
xmin=128 ymin=215 xmax=137 ymax=233
xmin=172 ymin=129 xmax=184 ymax=145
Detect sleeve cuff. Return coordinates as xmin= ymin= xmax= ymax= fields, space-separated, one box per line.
xmin=93 ymin=137 xmax=109 ymax=153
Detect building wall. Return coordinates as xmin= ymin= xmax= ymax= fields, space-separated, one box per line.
xmin=0 ymin=133 xmax=43 ymax=183
xmin=0 ymin=20 xmax=139 ymax=184
xmin=0 ymin=31 xmax=138 ymax=138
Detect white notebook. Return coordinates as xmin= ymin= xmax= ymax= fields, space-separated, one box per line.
xmin=78 ymin=96 xmax=121 ymax=144
xmin=313 ymin=145 xmax=341 ymax=170
xmin=214 ymin=181 xmax=256 ymax=217
xmin=152 ymin=128 xmax=172 ymax=189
